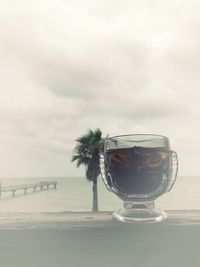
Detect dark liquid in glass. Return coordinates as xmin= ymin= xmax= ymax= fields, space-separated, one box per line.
xmin=105 ymin=146 xmax=170 ymax=195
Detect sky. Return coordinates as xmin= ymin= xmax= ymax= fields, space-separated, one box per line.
xmin=0 ymin=0 xmax=200 ymax=177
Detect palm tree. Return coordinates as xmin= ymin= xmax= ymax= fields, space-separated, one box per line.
xmin=71 ymin=128 xmax=104 ymax=212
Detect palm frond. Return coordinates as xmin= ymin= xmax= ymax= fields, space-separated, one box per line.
xmin=71 ymin=128 xmax=104 ymax=182
xmin=71 ymin=154 xmax=79 ymax=162
xmin=93 ymin=128 xmax=102 ymax=141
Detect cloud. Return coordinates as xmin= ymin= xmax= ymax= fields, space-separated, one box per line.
xmin=0 ymin=0 xmax=200 ymax=176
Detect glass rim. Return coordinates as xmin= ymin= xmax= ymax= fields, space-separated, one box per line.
xmin=104 ymin=134 xmax=170 ymax=145
xmin=106 ymin=133 xmax=168 ymax=139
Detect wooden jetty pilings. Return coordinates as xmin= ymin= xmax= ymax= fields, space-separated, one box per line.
xmin=0 ymin=181 xmax=57 ymax=198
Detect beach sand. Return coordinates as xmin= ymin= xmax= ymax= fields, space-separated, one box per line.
xmin=0 ymin=211 xmax=200 ymax=267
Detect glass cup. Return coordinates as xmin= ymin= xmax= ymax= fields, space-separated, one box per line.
xmin=100 ymin=134 xmax=178 ymax=223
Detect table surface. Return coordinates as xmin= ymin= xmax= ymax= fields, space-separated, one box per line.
xmin=0 ymin=210 xmax=200 ymax=229
xmin=0 ymin=211 xmax=200 ymax=267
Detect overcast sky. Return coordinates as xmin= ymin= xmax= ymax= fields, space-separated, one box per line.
xmin=0 ymin=0 xmax=200 ymax=177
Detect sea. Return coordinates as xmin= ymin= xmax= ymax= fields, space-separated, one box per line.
xmin=0 ymin=175 xmax=199 ymax=212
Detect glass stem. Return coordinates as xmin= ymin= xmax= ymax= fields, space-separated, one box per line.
xmin=124 ymin=200 xmax=155 ymax=209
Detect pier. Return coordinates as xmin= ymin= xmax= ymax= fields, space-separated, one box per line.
xmin=0 ymin=181 xmax=57 ymax=198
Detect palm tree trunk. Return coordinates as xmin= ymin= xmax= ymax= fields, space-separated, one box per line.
xmin=92 ymin=180 xmax=98 ymax=212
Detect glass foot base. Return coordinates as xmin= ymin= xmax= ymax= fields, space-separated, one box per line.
xmin=113 ymin=206 xmax=167 ymax=223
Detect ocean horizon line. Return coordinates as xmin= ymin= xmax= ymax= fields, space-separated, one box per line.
xmin=0 ymin=174 xmax=200 ymax=179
